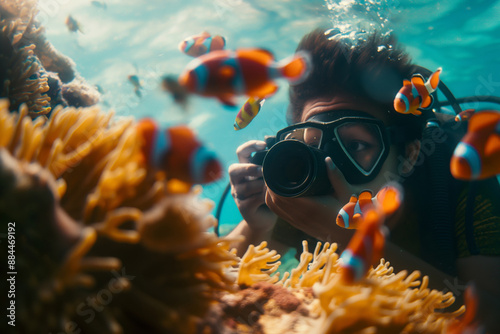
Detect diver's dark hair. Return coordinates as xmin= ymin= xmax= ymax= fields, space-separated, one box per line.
xmin=288 ymin=28 xmax=424 ymax=143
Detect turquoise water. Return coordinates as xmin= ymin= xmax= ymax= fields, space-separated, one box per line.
xmin=38 ymin=0 xmax=500 ymax=233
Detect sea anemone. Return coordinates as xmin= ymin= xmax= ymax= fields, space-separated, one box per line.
xmin=0 ymin=100 xmax=239 ymax=333
xmin=224 ymin=241 xmax=465 ymax=334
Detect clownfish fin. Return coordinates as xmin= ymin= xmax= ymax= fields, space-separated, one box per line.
xmin=427 ymin=67 xmax=442 ymax=92
xmin=217 ymin=94 xmax=238 ymax=108
xmin=420 ymin=94 xmax=434 ymax=109
xmin=248 ymin=82 xmax=279 ymax=99
xmin=237 ymin=48 xmax=275 ymax=64
xmin=377 ymin=183 xmax=404 ymax=216
xmin=372 ymin=223 xmax=387 ymax=263
xmin=276 ymin=50 xmax=312 ymax=84
xmin=402 ymin=79 xmax=412 ymax=87
xmin=349 ymin=194 xmax=358 ymax=203
xmin=410 ymin=108 xmax=422 ymax=116
xmin=446 ymin=283 xmax=483 ymax=334
xmin=349 ymin=217 xmax=362 ymax=229
xmin=358 ymin=190 xmax=373 ymax=202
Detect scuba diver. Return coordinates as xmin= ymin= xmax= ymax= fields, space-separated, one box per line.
xmin=216 ymin=28 xmax=500 ymax=332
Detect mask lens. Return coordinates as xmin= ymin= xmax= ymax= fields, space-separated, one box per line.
xmin=335 ymin=122 xmax=385 ymax=173
xmin=279 ymin=127 xmax=323 ymax=148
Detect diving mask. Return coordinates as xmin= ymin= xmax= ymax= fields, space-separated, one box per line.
xmin=257 ymin=110 xmax=398 ymax=197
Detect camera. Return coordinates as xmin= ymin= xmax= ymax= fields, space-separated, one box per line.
xmin=250 ymin=137 xmax=332 ymax=198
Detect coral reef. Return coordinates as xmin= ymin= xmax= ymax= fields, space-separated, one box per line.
xmin=0 ymin=98 xmax=470 ymax=333
xmin=0 ymin=0 xmax=99 ymax=117
xmin=0 ymin=2 xmax=470 ymax=333
xmin=227 ymin=241 xmax=465 ymax=334
xmin=0 ymin=100 xmax=238 ymax=333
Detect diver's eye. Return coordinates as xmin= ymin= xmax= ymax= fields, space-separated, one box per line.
xmin=346 ymin=141 xmax=370 ymax=153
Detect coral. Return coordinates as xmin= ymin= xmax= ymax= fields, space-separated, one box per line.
xmin=0 ymin=147 xmax=123 ymax=333
xmin=233 ymin=240 xmax=465 ymax=334
xmin=0 ymin=100 xmax=239 ymax=333
xmin=0 ymin=97 xmax=469 ymax=333
xmin=237 ymin=241 xmax=281 ymax=286
xmin=0 ymin=0 xmax=99 ymax=118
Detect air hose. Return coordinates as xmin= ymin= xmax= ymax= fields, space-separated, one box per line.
xmin=421 ymin=120 xmax=456 ymax=275
xmin=214 ymin=182 xmax=231 ymax=237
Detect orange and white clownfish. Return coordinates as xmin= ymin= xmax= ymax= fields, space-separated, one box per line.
xmin=455 ymin=108 xmax=476 ymax=122
xmin=179 ymin=31 xmax=226 ymax=58
xmin=339 ymin=209 xmax=388 ymax=284
xmin=336 ymin=184 xmax=403 ymax=229
xmin=136 ymin=119 xmax=223 ymax=185
xmin=338 ymin=183 xmax=403 ymax=283
xmin=446 ymin=284 xmax=485 ymax=334
xmin=178 ymin=48 xmax=312 ymax=107
xmin=394 ymin=67 xmax=442 ymax=116
xmin=450 ymin=110 xmax=500 ymax=180
xmin=234 ymin=97 xmax=265 ymax=130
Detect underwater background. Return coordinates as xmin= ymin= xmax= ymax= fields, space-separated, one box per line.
xmin=37 ymin=0 xmax=500 ymax=235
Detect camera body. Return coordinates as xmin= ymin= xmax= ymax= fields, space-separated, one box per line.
xmin=250 ymin=136 xmax=332 ymax=198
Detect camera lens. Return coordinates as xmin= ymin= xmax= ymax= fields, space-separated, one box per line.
xmin=262 ymin=140 xmax=331 ymax=197
xmin=273 ymin=144 xmax=310 ymax=187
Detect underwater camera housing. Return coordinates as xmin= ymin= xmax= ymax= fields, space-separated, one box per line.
xmin=250 ymin=136 xmax=332 ymax=198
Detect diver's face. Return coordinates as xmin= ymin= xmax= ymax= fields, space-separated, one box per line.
xmin=264 ymin=94 xmax=404 ymax=244
xmin=301 ymin=94 xmax=401 ymax=207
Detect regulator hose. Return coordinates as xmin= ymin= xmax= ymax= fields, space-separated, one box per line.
xmin=421 ymin=120 xmax=456 ymax=275
xmin=214 ymin=182 xmax=231 ymax=237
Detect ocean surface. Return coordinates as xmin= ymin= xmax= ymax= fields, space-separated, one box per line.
xmin=37 ymin=0 xmax=500 ymax=234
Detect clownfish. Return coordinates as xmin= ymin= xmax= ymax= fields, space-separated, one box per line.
xmin=446 ymin=284 xmax=485 ymax=334
xmin=128 ymin=75 xmax=142 ymax=98
xmin=394 ymin=68 xmax=442 ymax=116
xmin=234 ymin=97 xmax=265 ymax=130
xmin=455 ymin=108 xmax=476 ymax=122
xmin=450 ymin=110 xmax=500 ymax=180
xmin=336 ymin=184 xmax=403 ymax=229
xmin=136 ymin=119 xmax=223 ymax=185
xmin=178 ymin=48 xmax=312 ymax=107
xmin=338 ymin=183 xmax=403 ymax=283
xmin=179 ymin=31 xmax=226 ymax=58
xmin=339 ymin=209 xmax=388 ymax=283
xmin=65 ymin=15 xmax=83 ymax=33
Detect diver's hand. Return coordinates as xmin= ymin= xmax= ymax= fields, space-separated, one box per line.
xmin=265 ymin=157 xmax=356 ymax=247
xmin=228 ymin=140 xmax=277 ymax=233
